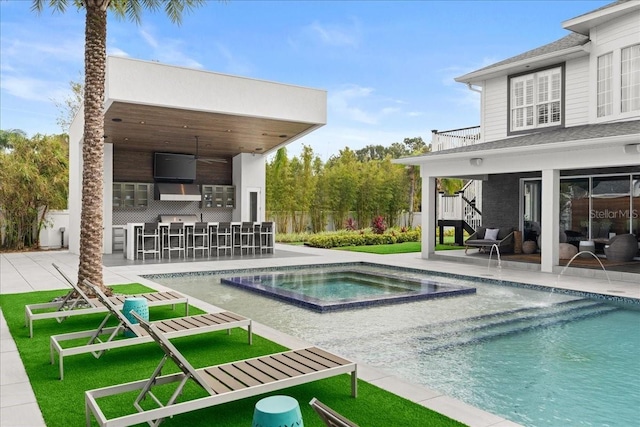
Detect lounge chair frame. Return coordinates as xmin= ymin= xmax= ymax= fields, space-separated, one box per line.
xmin=85 ymin=311 xmax=357 ymax=427
xmin=25 ymin=263 xmax=188 ymax=337
xmin=50 ymin=280 xmax=251 ymax=380
xmin=309 ymin=397 xmax=360 ymax=427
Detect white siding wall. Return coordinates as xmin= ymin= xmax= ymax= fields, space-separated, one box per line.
xmin=593 ymin=12 xmax=640 ymax=46
xmin=481 ymin=76 xmax=508 ymax=142
xmin=564 ymin=56 xmax=590 ymax=126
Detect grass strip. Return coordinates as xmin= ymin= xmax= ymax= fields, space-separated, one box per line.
xmin=0 ymin=286 xmax=465 ymax=427
xmin=335 ymin=241 xmax=465 ymax=254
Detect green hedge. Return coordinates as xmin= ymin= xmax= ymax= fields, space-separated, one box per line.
xmin=306 ymin=229 xmax=421 ymax=249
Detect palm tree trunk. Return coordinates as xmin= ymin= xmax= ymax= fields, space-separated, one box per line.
xmin=78 ymin=1 xmax=108 ymax=293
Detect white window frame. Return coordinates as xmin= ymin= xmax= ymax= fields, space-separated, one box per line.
xmin=597 ymin=52 xmax=613 ymax=117
xmin=621 ymin=44 xmax=640 ymax=114
xmin=509 ymin=66 xmax=563 ymax=133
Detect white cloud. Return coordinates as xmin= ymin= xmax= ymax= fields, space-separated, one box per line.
xmin=307 ymin=19 xmax=361 ymax=47
xmin=1 ymin=75 xmax=66 ymax=103
xmin=328 ymin=84 xmax=409 ymax=126
xmin=214 ymin=42 xmax=252 ymax=75
xmin=136 ymin=25 xmax=203 ymax=69
xmin=107 ymin=47 xmax=130 ymax=58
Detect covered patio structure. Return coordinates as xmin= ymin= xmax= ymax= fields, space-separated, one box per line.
xmin=67 ymin=56 xmax=326 ymax=256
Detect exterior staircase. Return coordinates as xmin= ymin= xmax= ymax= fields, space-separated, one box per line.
xmin=438 ymin=180 xmax=482 ymax=245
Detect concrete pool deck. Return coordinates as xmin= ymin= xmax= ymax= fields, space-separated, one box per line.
xmin=2 ymin=245 xmax=638 ymax=427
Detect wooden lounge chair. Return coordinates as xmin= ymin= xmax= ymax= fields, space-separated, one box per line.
xmin=50 ymin=279 xmax=251 ymax=380
xmin=25 ymin=263 xmax=189 ymax=337
xmin=310 ymin=398 xmax=360 ymax=427
xmin=85 ymin=311 xmax=357 ymax=427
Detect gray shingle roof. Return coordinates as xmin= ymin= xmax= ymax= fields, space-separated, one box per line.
xmin=465 ymin=33 xmax=589 ymax=76
xmin=427 ymin=120 xmax=640 ymax=156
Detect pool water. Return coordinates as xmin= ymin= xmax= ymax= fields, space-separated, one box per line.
xmin=220 ymin=270 xmax=475 ymax=311
xmin=152 ymin=264 xmax=640 ymax=426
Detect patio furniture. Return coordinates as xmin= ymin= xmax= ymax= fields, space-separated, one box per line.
xmin=136 ymin=222 xmax=160 ymax=260
xmin=163 ymin=222 xmax=186 ymax=259
xmin=464 ymin=226 xmax=514 ymax=254
xmin=85 ymin=311 xmax=357 ymax=427
xmin=559 ymin=243 xmax=578 ymax=260
xmin=25 ymin=263 xmax=188 ymax=338
xmin=240 ymin=222 xmax=258 ymax=255
xmin=260 ymin=221 xmax=275 ymax=254
xmin=604 ymin=234 xmax=638 ymax=262
xmin=189 ymin=222 xmax=210 ymax=258
xmin=217 ymin=222 xmax=233 ymax=256
xmin=309 ymin=398 xmax=360 ymax=427
xmin=522 ymin=240 xmax=537 ymax=254
xmin=252 ymin=396 xmax=303 ymax=427
xmin=50 ymin=279 xmax=252 ymax=380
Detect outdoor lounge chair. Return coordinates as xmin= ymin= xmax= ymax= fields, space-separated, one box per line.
xmin=309 ymin=398 xmax=360 ymax=427
xmin=50 ymin=280 xmax=252 ymax=380
xmin=85 ymin=311 xmax=357 ymax=427
xmin=25 ymin=263 xmax=189 ymax=337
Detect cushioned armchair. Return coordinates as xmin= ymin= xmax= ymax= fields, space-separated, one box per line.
xmin=464 ymin=226 xmax=514 ymax=254
xmin=604 ymin=234 xmax=638 ymax=262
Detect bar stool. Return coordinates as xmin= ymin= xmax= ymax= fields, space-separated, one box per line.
xmin=164 ymin=222 xmax=185 ymax=260
xmin=208 ymin=223 xmax=219 ymax=256
xmin=190 ymin=222 xmax=209 ymax=258
xmin=240 ymin=222 xmax=258 ymax=255
xmin=136 ymin=223 xmax=160 ymax=260
xmin=260 ymin=222 xmax=274 ymax=254
xmin=217 ymin=222 xmax=232 ymax=256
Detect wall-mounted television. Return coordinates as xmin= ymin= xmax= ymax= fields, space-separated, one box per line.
xmin=153 ymin=152 xmax=196 ymax=182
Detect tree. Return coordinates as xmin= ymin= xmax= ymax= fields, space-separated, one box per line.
xmin=53 ymin=77 xmax=84 ymax=133
xmin=0 ymin=132 xmax=68 ymax=250
xmin=32 ymin=0 xmax=205 ymax=293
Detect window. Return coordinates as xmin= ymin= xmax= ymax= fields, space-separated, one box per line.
xmin=621 ymin=44 xmax=640 ymax=113
xmin=510 ymin=66 xmax=563 ymax=133
xmin=597 ymin=52 xmax=613 ymax=117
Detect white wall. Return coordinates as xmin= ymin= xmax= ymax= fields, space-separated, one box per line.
xmin=39 ymin=210 xmax=69 ymax=249
xmin=232 ymin=153 xmax=266 ymax=222
xmin=564 ymin=56 xmax=590 ymax=126
xmin=480 ymin=76 xmax=508 ymax=143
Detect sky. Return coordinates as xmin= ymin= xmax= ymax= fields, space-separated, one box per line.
xmin=0 ymin=0 xmax=611 ymax=160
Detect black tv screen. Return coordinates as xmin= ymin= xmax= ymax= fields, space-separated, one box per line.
xmin=153 ymin=152 xmax=196 ymax=182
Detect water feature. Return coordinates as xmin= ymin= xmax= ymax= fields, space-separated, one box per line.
xmin=486 ymin=243 xmax=502 ymax=277
xmin=151 ymin=264 xmax=640 ymax=427
xmin=557 ymin=250 xmax=612 ymax=287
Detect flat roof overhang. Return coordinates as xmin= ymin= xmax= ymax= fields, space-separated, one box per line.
xmin=103 ymin=56 xmax=327 ymax=160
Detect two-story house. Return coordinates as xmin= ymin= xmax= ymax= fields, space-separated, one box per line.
xmin=398 ymin=0 xmax=639 ymax=277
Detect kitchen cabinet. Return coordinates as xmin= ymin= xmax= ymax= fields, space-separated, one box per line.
xmin=201 ymin=185 xmax=235 ymax=208
xmin=113 ymin=182 xmax=150 ymax=209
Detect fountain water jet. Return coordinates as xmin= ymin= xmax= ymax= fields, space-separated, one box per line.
xmin=486 ymin=244 xmax=502 ymax=278
xmin=557 ymin=250 xmax=612 ymax=287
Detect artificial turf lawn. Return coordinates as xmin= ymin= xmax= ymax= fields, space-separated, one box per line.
xmin=0 ymin=286 xmax=465 ymax=427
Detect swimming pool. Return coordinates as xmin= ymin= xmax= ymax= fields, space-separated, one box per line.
xmin=150 ymin=263 xmax=640 ymax=426
xmin=221 ymin=269 xmax=475 ymax=311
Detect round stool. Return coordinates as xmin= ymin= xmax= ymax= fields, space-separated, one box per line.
xmin=252 ymin=395 xmax=303 ymax=427
xmin=579 ymin=240 xmax=595 ymax=257
xmin=122 ymin=297 xmax=148 ymax=337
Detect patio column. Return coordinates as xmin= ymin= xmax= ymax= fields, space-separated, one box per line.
xmin=421 ymin=173 xmax=437 ymax=259
xmin=541 ymin=169 xmax=560 ymax=272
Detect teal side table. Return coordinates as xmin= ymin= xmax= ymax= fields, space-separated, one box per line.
xmin=252 ymin=395 xmax=303 ymax=427
xmin=122 ymin=297 xmax=148 ymax=337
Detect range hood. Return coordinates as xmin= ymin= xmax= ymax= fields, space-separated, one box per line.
xmin=155 ymin=183 xmax=202 ymax=202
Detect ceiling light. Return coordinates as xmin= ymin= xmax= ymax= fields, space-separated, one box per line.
xmin=183 ymin=125 xmax=188 ymax=128
xmin=279 ymin=134 xmax=287 ymax=138
xmin=111 ymin=118 xmax=122 ymax=122
xmin=124 ymin=137 xmax=129 ymax=141
xmin=255 ymin=147 xmax=263 ymax=151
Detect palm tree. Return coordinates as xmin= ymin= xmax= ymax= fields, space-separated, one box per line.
xmin=32 ymin=0 xmax=205 ymax=293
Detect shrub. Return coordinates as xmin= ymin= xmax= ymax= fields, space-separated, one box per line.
xmin=344 ymin=218 xmax=358 ymax=231
xmin=306 ymin=227 xmax=420 ymax=249
xmin=371 ymin=216 xmax=386 ymax=234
